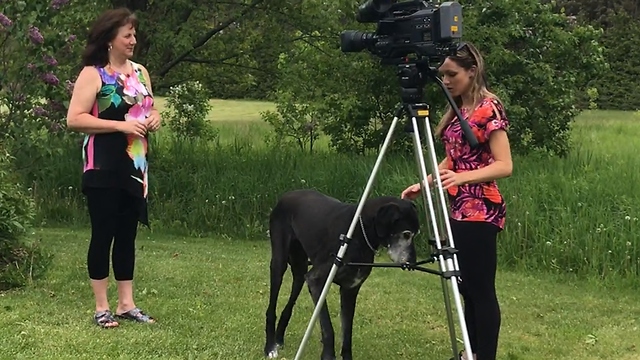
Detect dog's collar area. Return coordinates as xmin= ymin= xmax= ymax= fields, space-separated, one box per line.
xmin=358 ymin=216 xmax=377 ymax=252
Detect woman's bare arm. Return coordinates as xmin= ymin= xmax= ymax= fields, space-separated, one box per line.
xmin=66 ymin=66 xmax=123 ymax=134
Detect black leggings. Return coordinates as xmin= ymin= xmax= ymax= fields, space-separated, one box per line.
xmin=451 ymin=219 xmax=501 ymax=360
xmin=85 ymin=187 xmax=140 ymax=281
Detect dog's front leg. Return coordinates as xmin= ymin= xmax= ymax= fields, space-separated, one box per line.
xmin=306 ymin=270 xmax=337 ymax=360
xmin=339 ymin=285 xmax=362 ymax=360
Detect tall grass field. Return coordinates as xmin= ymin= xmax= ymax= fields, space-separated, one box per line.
xmin=17 ymin=99 xmax=640 ymax=285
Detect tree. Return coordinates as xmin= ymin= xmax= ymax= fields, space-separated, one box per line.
xmin=550 ymin=0 xmax=640 ymax=110
xmin=265 ymin=0 xmax=608 ymax=156
xmin=113 ymin=0 xmax=318 ymax=99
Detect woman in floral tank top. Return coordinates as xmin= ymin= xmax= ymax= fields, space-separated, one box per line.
xmin=66 ymin=8 xmax=160 ymax=329
xmin=402 ymin=42 xmax=513 ymax=360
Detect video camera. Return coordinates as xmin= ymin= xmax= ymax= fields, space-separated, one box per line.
xmin=340 ymin=0 xmax=463 ymax=64
xmin=339 ymin=0 xmax=479 ymax=148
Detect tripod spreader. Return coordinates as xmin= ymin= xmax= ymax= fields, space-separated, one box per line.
xmin=343 ymin=238 xmax=462 ymax=279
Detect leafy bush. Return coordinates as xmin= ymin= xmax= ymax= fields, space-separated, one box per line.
xmin=462 ymin=0 xmax=608 ymax=156
xmin=162 ymin=81 xmax=218 ymax=140
xmin=0 ymin=1 xmax=86 ymax=154
xmin=0 ymin=147 xmax=51 ymax=291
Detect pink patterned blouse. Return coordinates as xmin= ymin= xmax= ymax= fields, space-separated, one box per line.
xmin=440 ymin=97 xmax=509 ymax=230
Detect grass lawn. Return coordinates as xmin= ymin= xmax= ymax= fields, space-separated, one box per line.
xmin=153 ymin=96 xmax=277 ymax=148
xmin=2 ymin=228 xmax=640 ymax=359
xmin=153 ymin=97 xmax=276 ymax=123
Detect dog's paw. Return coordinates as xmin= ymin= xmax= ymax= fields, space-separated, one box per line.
xmin=266 ymin=349 xmax=279 ymax=359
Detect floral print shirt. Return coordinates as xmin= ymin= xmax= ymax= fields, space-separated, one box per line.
xmin=81 ymin=60 xmax=153 ymax=225
xmin=441 ymin=97 xmax=509 ymax=230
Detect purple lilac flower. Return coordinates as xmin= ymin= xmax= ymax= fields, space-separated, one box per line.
xmin=49 ymin=122 xmax=63 ymax=133
xmin=40 ymin=72 xmax=59 ymax=86
xmin=27 ymin=63 xmax=36 ymax=70
xmin=67 ymin=34 xmax=76 ymax=42
xmin=0 ymin=13 xmax=12 ymax=28
xmin=50 ymin=0 xmax=69 ymax=10
xmin=28 ymin=26 xmax=44 ymax=45
xmin=33 ymin=106 xmax=48 ymax=117
xmin=43 ymin=55 xmax=58 ymax=66
xmin=49 ymin=100 xmax=65 ymax=112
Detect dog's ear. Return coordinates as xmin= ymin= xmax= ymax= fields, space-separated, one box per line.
xmin=374 ymin=202 xmax=401 ymax=238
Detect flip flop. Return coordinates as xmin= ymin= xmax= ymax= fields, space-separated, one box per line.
xmin=115 ymin=307 xmax=156 ymax=323
xmin=94 ymin=310 xmax=119 ymax=328
xmin=449 ymin=351 xmax=464 ymax=360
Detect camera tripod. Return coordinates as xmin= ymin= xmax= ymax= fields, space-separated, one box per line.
xmin=292 ymin=59 xmax=479 ymax=360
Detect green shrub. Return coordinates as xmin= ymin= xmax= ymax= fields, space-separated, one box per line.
xmin=0 ymin=147 xmax=51 ymax=291
xmin=162 ymin=81 xmax=218 ymax=141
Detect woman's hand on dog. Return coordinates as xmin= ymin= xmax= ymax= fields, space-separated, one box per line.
xmin=402 ymin=168 xmax=468 ymax=200
xmin=401 ymin=174 xmax=435 ymax=200
xmin=401 ymin=183 xmax=422 ymax=200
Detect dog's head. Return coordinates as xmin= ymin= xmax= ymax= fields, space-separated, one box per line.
xmin=372 ymin=198 xmax=419 ymax=264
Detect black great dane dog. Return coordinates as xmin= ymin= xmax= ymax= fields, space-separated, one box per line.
xmin=264 ymin=189 xmax=420 ymax=360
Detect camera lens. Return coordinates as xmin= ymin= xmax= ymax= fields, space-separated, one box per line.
xmin=340 ymin=30 xmax=377 ymax=53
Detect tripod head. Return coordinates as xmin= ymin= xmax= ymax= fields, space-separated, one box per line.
xmin=389 ymin=56 xmax=479 ymax=148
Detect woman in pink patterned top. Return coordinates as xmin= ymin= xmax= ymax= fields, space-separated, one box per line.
xmin=401 ymin=42 xmax=512 ymax=360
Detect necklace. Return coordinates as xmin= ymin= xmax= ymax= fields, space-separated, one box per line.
xmin=107 ymin=61 xmax=131 ymax=75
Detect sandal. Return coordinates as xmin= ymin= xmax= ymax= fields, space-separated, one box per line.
xmin=94 ymin=310 xmax=119 ymax=328
xmin=115 ymin=307 xmax=156 ymax=323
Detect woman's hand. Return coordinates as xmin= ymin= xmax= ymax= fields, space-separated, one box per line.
xmin=401 ymin=183 xmax=422 ymax=200
xmin=438 ymin=169 xmax=468 ymax=189
xmin=401 ymin=174 xmax=434 ymax=200
xmin=145 ymin=110 xmax=161 ymax=132
xmin=117 ymin=121 xmax=147 ymax=137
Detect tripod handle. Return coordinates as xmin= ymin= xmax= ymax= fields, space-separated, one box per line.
xmin=433 ymin=76 xmax=480 ymax=149
xmin=453 ymin=108 xmax=479 ymax=149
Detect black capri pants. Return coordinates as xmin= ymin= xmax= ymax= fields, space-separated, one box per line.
xmin=85 ymin=187 xmax=140 ymax=281
xmin=451 ymin=218 xmax=501 ymax=360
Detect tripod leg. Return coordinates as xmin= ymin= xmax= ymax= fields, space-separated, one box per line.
xmin=439 ymin=276 xmax=459 ymax=355
xmin=293 ymin=107 xmax=403 ymax=360
xmin=412 ymin=108 xmax=474 ymax=359
xmin=406 ymin=110 xmax=460 ymax=359
xmin=415 ymin=125 xmax=460 ymax=357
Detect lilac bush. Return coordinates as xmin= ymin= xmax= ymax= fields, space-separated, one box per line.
xmin=0 ymin=0 xmax=93 ymax=290
xmin=0 ymin=0 xmax=87 ymax=155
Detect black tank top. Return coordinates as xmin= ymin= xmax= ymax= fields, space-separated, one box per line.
xmin=81 ymin=61 xmax=152 ymax=226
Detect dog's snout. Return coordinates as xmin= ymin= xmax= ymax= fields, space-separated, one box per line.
xmin=388 ymin=230 xmax=417 ymax=264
